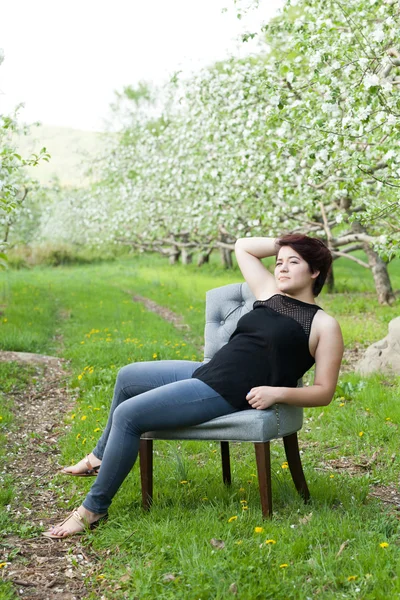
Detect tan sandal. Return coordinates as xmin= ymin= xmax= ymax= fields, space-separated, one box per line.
xmin=42 ymin=510 xmax=108 ymax=540
xmin=61 ymin=455 xmax=101 ymax=477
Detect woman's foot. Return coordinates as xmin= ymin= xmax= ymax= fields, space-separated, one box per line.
xmin=42 ymin=505 xmax=108 ymax=539
xmin=61 ymin=453 xmax=102 ymax=476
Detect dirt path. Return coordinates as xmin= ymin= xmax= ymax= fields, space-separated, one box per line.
xmin=0 ymin=352 xmax=102 ymax=599
xmin=0 ymin=293 xmax=196 ymax=599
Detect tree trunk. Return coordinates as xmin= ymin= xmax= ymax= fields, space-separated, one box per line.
xmin=181 ymin=249 xmax=193 ymax=265
xmin=169 ymin=246 xmax=181 ymax=265
xmin=220 ymin=247 xmax=233 ymax=269
xmin=362 ymin=244 xmax=395 ymax=305
xmin=351 ymin=222 xmax=395 ymax=305
xmin=325 ymin=264 xmax=335 ymax=293
xmin=197 ymin=248 xmax=213 ymax=267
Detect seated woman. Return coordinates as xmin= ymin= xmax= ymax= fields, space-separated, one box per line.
xmin=44 ymin=234 xmax=343 ymax=539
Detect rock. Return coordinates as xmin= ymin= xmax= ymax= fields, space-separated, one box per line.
xmin=356 ymin=317 xmax=400 ymax=375
xmin=0 ymin=351 xmax=65 ymax=369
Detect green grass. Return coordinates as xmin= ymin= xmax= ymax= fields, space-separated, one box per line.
xmin=0 ymin=255 xmax=399 ymax=598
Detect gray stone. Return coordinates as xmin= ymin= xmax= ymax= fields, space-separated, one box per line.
xmin=356 ymin=316 xmax=400 ymax=375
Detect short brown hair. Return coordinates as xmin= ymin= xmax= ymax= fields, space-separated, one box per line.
xmin=275 ymin=234 xmax=332 ymax=296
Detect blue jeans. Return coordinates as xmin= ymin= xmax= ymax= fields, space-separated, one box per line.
xmin=83 ymin=360 xmax=239 ymax=514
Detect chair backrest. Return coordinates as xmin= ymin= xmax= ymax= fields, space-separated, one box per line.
xmin=203 ymin=282 xmax=256 ymax=362
xmin=203 ymin=282 xmax=303 ymax=429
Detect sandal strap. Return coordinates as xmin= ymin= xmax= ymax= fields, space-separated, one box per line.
xmin=71 ymin=510 xmax=84 ymax=525
xmin=84 ymin=455 xmax=93 ymax=471
xmin=56 ymin=510 xmax=86 ymax=531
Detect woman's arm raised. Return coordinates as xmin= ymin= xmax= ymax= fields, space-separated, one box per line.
xmin=235 ymin=237 xmax=279 ymax=299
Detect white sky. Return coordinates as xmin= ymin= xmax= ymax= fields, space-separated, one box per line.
xmin=0 ymin=0 xmax=283 ymax=131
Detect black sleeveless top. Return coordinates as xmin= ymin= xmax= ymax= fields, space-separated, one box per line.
xmin=192 ymin=294 xmax=321 ymax=409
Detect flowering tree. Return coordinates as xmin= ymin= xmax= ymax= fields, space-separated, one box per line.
xmin=40 ymin=1 xmax=399 ymax=303
xmin=240 ymin=0 xmax=400 ymax=302
xmin=0 ymin=48 xmax=50 ymax=262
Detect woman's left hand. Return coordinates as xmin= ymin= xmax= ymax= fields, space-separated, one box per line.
xmin=246 ymin=386 xmax=280 ymax=410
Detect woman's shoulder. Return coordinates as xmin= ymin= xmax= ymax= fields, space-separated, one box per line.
xmin=313 ymin=309 xmax=342 ymax=334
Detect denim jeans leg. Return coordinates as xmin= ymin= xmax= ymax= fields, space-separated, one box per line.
xmin=83 ymin=378 xmax=239 ymax=514
xmin=92 ymin=360 xmax=203 ymax=459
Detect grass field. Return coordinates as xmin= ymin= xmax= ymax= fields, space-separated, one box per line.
xmin=0 ymin=254 xmax=399 ymax=599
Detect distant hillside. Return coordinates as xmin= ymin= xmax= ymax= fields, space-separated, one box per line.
xmin=16 ymin=125 xmax=114 ymax=187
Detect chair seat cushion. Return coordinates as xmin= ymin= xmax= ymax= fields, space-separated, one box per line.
xmin=141 ymin=404 xmax=303 ymax=443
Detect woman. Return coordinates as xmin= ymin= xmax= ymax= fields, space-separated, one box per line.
xmin=44 ymin=234 xmax=343 ymax=539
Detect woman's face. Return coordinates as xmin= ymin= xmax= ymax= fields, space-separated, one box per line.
xmin=274 ymin=246 xmax=318 ymax=295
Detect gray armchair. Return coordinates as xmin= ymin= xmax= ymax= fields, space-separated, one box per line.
xmin=140 ymin=283 xmax=310 ymax=517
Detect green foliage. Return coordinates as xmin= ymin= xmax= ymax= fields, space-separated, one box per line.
xmin=43 ymin=0 xmax=400 ymax=276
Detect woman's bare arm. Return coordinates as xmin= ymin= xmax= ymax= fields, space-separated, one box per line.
xmin=235 ymin=237 xmax=279 ymax=299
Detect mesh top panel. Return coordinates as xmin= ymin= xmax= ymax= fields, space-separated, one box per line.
xmin=253 ymin=294 xmax=320 ymax=337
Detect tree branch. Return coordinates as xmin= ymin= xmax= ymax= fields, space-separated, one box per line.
xmin=332 ymin=250 xmax=369 ymax=268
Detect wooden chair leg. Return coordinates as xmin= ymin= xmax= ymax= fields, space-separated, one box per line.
xmin=220 ymin=441 xmax=231 ymax=485
xmin=139 ymin=439 xmax=153 ymax=510
xmin=254 ymin=442 xmax=272 ymax=518
xmin=283 ymin=432 xmax=310 ymax=503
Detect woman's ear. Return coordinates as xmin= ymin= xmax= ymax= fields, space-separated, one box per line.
xmin=311 ymin=270 xmax=320 ymax=280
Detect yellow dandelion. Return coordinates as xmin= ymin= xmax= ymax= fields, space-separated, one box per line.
xmin=347 ymin=575 xmax=357 ymax=581
xmin=94 ymin=428 xmax=101 ymax=433
xmin=359 ymin=431 xmax=364 ymax=437
xmin=0 ymin=562 xmax=7 ymax=568
xmin=152 ymin=353 xmax=158 ymax=359
xmin=2 ymin=318 xmax=7 ymax=323
xmin=339 ymin=402 xmax=345 ymax=407
xmin=0 ymin=416 xmax=3 ymax=421
xmin=82 ymin=438 xmax=87 ymax=445
xmin=240 ymin=500 xmax=247 ymax=504
xmin=180 ymin=480 xmax=188 ymax=484
xmin=330 ymin=475 xmax=335 ymax=478
xmin=202 ymin=497 xmax=208 ymax=501
xmin=76 ymin=433 xmax=81 ymax=439
xmin=96 ymin=574 xmax=106 ymax=580
xmin=77 ymin=374 xmax=83 ymax=380
xmin=93 ymin=407 xmax=101 ymax=411
xmin=254 ymin=527 xmax=264 ymax=534
xmin=281 ymin=462 xmax=289 ymax=469
xmin=279 ymin=564 xmax=288 ymax=568
xmin=242 ymin=506 xmax=248 ymax=510
xmin=239 ymin=487 xmax=245 ymax=493
xmin=80 ymin=341 xmax=85 ymax=345
xmin=228 ymin=516 xmax=238 ymax=523
xmin=385 ymin=418 xmax=391 ymax=421
xmin=379 ymin=542 xmax=389 ymax=548
xmin=81 ymin=415 xmax=87 ymax=421
xmin=265 ymin=539 xmax=276 ymax=545
xmin=71 ymin=414 xmax=76 ymax=419
xmin=235 ymin=540 xmax=243 ymax=545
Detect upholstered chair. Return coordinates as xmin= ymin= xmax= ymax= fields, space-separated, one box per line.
xmin=140 ymin=283 xmax=310 ymax=517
